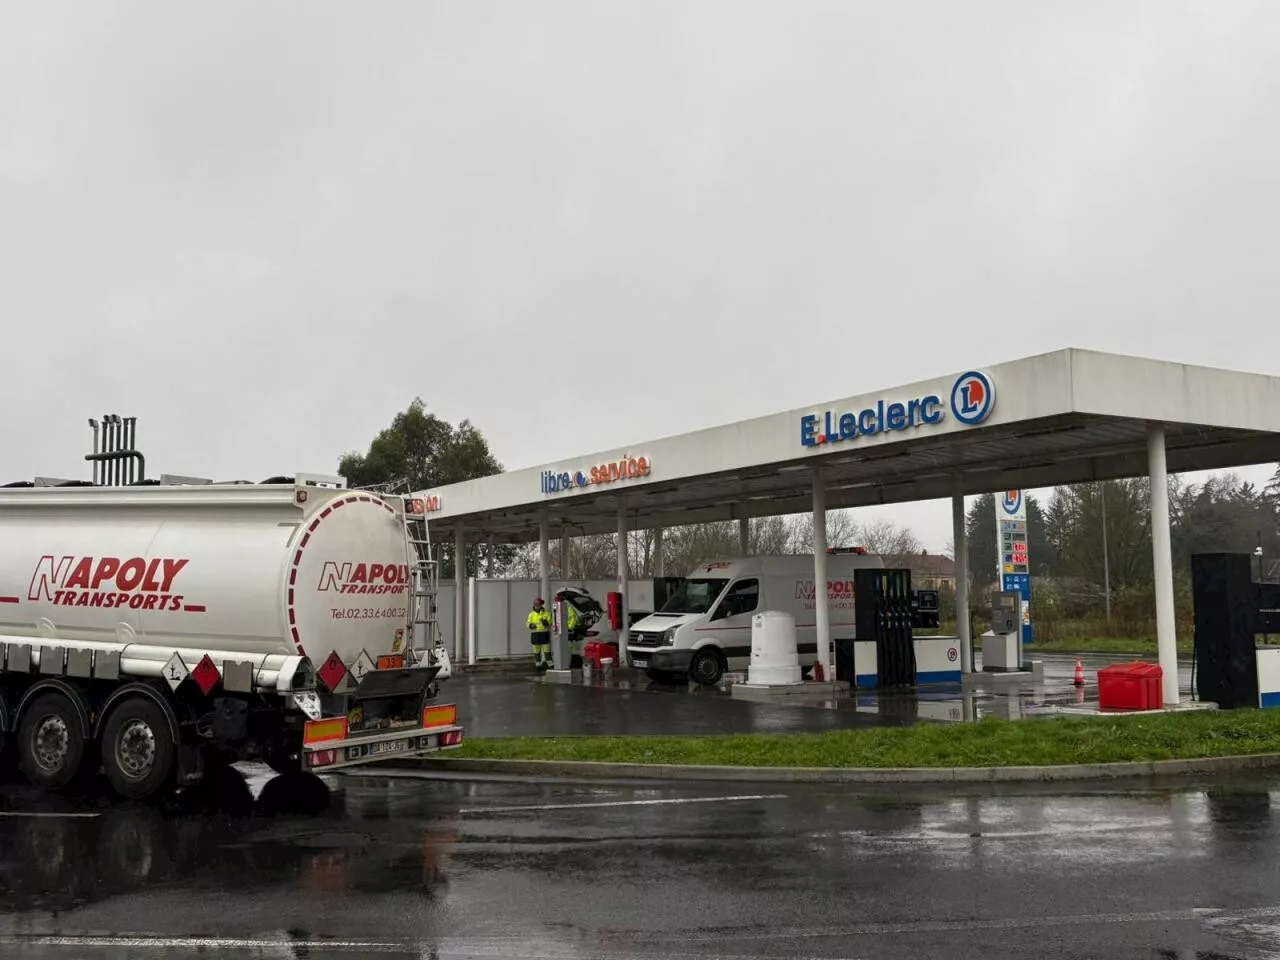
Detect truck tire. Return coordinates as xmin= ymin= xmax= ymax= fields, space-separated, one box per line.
xmin=18 ymin=693 xmax=88 ymax=790
xmin=0 ymin=692 xmax=10 ymax=763
xmin=264 ymin=735 xmax=303 ymax=776
xmin=100 ymin=697 xmax=176 ymax=801
xmin=689 ymin=648 xmax=725 ymax=687
xmin=258 ymin=771 xmax=332 ymax=817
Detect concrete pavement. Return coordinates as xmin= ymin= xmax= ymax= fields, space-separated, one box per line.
xmin=446 ymin=652 xmax=1194 ymax=739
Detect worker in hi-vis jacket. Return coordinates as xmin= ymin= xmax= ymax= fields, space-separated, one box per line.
xmin=563 ymin=598 xmax=583 ymax=667
xmin=527 ymin=597 xmax=553 ymax=670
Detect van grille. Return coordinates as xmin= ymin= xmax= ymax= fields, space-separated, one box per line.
xmin=630 ymin=631 xmax=663 ymax=648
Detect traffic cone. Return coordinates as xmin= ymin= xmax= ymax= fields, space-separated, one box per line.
xmin=1073 ymin=658 xmax=1085 ymax=687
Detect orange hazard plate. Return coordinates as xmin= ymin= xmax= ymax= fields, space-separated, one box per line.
xmin=376 ymin=654 xmax=405 ymax=670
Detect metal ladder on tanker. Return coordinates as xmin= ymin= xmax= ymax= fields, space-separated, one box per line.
xmin=404 ymin=510 xmax=441 ymax=663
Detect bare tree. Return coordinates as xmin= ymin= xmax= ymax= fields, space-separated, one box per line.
xmin=496 ymin=532 xmax=618 ymax=580
xmin=660 ymin=522 xmax=741 ymax=574
xmin=566 ymin=534 xmax=619 ymax=579
xmin=855 ymin=517 xmax=923 ymax=566
xmin=750 ymin=515 xmax=794 ymax=554
xmin=502 ymin=543 xmax=541 ymax=579
xmin=787 ymin=508 xmax=860 ymax=553
xmin=499 ymin=511 xmax=923 ymax=579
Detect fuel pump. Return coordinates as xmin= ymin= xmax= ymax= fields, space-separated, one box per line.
xmin=982 ymin=591 xmax=1023 ymax=671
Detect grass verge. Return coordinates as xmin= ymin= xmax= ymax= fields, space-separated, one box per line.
xmin=1026 ymin=636 xmax=1194 ymax=657
xmin=451 ymin=710 xmax=1280 ymax=769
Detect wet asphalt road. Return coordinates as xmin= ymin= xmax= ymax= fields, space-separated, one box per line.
xmin=4 ymin=767 xmax=1280 ymax=959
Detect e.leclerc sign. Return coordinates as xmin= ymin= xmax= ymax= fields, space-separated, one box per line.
xmin=800 ymin=370 xmax=995 ymax=447
xmin=541 ymin=455 xmax=651 ymax=495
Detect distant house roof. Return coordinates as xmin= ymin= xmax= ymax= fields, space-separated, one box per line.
xmin=905 ymin=552 xmax=956 ymax=579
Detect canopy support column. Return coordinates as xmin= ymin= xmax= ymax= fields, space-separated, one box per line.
xmin=812 ymin=468 xmax=832 ymax=682
xmin=617 ymin=497 xmax=630 ymax=666
xmin=1148 ymin=422 xmax=1180 ymax=705
xmin=952 ymin=475 xmax=973 ymax=674
xmin=453 ymin=527 xmax=466 ymax=662
xmin=539 ymin=514 xmax=551 ymax=611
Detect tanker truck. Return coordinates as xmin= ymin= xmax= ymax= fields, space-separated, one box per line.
xmin=0 ymin=424 xmax=464 ymax=801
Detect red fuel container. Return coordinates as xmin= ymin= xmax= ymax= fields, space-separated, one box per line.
xmin=583 ymin=641 xmax=619 ymax=669
xmin=1097 ymin=661 xmax=1164 ymax=711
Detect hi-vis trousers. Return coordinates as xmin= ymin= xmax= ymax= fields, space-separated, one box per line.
xmin=529 ymin=630 xmax=551 ymax=665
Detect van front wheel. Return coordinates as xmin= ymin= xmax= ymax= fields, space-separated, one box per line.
xmin=689 ymin=649 xmax=724 ymax=687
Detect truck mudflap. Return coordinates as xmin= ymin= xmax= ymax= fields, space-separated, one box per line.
xmin=301 ymin=703 xmax=464 ymax=773
xmin=313 ymin=648 xmax=441 ymax=701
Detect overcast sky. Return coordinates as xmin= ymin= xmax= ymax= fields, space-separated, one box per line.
xmin=4 ymin=1 xmax=1278 ymax=552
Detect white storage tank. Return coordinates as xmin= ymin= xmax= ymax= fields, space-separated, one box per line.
xmin=0 ymin=483 xmax=417 ymax=667
xmin=748 ymin=610 xmax=802 ymax=685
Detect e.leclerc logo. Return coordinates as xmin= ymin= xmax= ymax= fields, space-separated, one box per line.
xmin=950 ymin=370 xmax=995 ymax=426
xmin=1001 ymin=489 xmax=1023 ymax=515
xmin=541 ymin=455 xmax=651 ymax=495
xmin=800 ymin=370 xmax=996 ymax=448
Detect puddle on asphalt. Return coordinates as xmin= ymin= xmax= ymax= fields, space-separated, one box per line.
xmin=538 ymin=667 xmax=1084 ymax=724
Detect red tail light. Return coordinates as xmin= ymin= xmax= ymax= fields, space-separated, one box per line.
xmin=308 ymin=749 xmax=338 ymax=768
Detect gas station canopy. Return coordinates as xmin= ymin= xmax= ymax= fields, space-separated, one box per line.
xmin=421 ymin=348 xmax=1280 ymax=543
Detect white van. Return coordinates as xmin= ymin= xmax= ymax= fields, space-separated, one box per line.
xmin=626 ymin=552 xmax=884 ymax=686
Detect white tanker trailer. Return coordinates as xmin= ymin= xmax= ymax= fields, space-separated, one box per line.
xmin=0 ymin=457 xmax=464 ymax=801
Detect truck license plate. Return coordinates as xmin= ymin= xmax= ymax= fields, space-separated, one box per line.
xmin=347 ymin=736 xmax=418 ymax=761
xmin=631 ymin=657 xmax=648 ymax=669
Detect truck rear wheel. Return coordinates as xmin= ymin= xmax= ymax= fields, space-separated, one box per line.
xmin=100 ymin=697 xmax=176 ymax=800
xmin=0 ymin=692 xmax=11 ymax=763
xmin=264 ymin=734 xmax=303 ymax=776
xmin=18 ymin=693 xmax=88 ymax=790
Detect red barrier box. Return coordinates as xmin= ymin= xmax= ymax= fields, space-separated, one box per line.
xmin=583 ymin=641 xmax=619 ymax=669
xmin=1097 ymin=661 xmax=1164 ymax=711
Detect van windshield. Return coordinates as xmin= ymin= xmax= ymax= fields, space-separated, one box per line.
xmin=658 ymin=578 xmax=727 ymax=615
